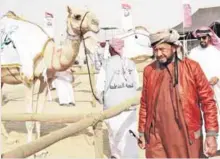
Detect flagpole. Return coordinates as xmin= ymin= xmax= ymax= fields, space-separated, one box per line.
xmin=182 ymin=0 xmax=187 ymax=55
xmin=182 ymin=0 xmax=192 ymax=55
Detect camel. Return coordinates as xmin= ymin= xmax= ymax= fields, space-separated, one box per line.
xmin=94 ymin=26 xmax=153 ymax=68
xmin=1 ymin=6 xmax=99 ymax=145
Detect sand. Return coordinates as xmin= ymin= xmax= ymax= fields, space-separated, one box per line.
xmin=1 ymin=63 xmax=146 ymax=158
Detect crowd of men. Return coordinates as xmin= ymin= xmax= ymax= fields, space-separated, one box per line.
xmin=52 ymin=26 xmax=220 ymax=158
xmin=95 ymin=26 xmax=220 ymax=158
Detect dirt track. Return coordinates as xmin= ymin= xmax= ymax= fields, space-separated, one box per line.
xmin=1 ymin=63 xmax=147 ymax=158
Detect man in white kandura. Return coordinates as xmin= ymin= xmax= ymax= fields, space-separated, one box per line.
xmin=189 ymin=26 xmax=220 ymax=156
xmin=96 ymin=38 xmax=140 ymax=158
xmin=54 ymin=68 xmax=75 ymax=106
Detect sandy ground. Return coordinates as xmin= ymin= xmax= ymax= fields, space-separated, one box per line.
xmin=1 ymin=63 xmax=147 ymax=159
xmin=2 ymin=61 xmax=219 ymax=159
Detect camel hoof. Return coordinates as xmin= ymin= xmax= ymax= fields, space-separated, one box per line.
xmin=34 ymin=150 xmax=48 ymax=158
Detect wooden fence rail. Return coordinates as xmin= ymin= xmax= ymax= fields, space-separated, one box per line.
xmin=1 ymin=60 xmax=149 ymax=158
xmin=73 ymin=67 xmax=144 ymax=75
xmin=2 ymin=113 xmax=88 ymax=123
xmin=1 ymin=96 xmax=140 ymax=159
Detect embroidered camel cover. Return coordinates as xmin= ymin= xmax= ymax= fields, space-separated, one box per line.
xmin=0 ymin=15 xmax=50 ymax=79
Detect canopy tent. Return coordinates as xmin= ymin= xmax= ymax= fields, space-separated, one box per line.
xmin=173 ymin=6 xmax=220 ymax=52
xmin=210 ymin=20 xmax=220 ymax=37
xmin=174 ymin=6 xmax=220 ymax=37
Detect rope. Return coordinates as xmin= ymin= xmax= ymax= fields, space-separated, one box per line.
xmin=79 ymin=12 xmax=100 ymax=102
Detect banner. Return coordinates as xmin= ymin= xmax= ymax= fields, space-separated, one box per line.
xmin=183 ymin=3 xmax=192 ymax=28
xmin=44 ymin=11 xmax=54 ymax=37
xmin=121 ymin=3 xmax=133 ymax=31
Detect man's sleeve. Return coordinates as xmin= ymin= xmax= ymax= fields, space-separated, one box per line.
xmin=211 ymin=50 xmax=220 ymax=79
xmin=131 ymin=61 xmax=140 ymax=90
xmin=195 ymin=63 xmax=219 ymax=134
xmin=96 ymin=66 xmax=106 ymax=104
xmin=138 ymin=68 xmax=148 ymax=133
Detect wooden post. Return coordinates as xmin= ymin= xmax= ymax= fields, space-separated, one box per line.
xmin=93 ymin=121 xmax=103 ymax=158
xmin=91 ymin=65 xmax=96 ymax=107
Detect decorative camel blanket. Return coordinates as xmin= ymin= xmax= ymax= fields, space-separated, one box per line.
xmin=1 ymin=40 xmax=20 ymax=67
xmin=0 ymin=15 xmax=50 ymax=80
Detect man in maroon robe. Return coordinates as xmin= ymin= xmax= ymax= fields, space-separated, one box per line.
xmin=138 ymin=29 xmax=219 ymax=158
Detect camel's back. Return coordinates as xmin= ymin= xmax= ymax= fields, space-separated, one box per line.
xmin=1 ymin=12 xmax=52 ymax=80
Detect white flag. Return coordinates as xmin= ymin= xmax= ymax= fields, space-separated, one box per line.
xmin=121 ymin=3 xmax=133 ymax=31
xmin=44 ymin=12 xmax=54 ymax=37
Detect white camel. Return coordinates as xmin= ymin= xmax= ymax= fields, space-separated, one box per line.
xmin=1 ymin=6 xmax=99 ymax=144
xmin=116 ymin=26 xmax=153 ymax=62
xmin=94 ymin=26 xmax=153 ymax=70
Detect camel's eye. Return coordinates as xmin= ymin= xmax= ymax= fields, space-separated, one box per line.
xmin=74 ymin=14 xmax=81 ymax=20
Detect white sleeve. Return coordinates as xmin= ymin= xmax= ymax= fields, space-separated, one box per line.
xmin=134 ymin=68 xmax=140 ymax=90
xmin=188 ymin=48 xmax=197 ymax=60
xmin=96 ymin=67 xmax=106 ymax=93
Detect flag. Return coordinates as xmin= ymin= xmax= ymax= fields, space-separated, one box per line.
xmin=44 ymin=12 xmax=54 ymax=27
xmin=121 ymin=3 xmax=131 ymax=10
xmin=44 ymin=11 xmax=54 ymax=37
xmin=45 ymin=12 xmax=54 ymax=18
xmin=183 ymin=3 xmax=192 ymax=28
xmin=121 ymin=3 xmax=133 ymax=31
xmin=121 ymin=3 xmax=131 ymax=17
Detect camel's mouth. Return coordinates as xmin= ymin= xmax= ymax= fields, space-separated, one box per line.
xmin=89 ymin=17 xmax=99 ymax=34
xmin=91 ymin=28 xmax=100 ymax=34
xmin=89 ymin=25 xmax=99 ymax=34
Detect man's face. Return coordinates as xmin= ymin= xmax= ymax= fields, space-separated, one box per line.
xmin=153 ymin=43 xmax=176 ymax=64
xmin=198 ymin=35 xmax=210 ymax=48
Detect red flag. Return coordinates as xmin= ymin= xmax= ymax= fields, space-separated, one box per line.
xmin=45 ymin=12 xmax=53 ymax=18
xmin=121 ymin=3 xmax=131 ymax=9
xmin=183 ymin=3 xmax=192 ymax=28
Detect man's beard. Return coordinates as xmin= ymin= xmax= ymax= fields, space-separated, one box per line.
xmin=200 ymin=42 xmax=208 ymax=48
xmin=158 ymin=53 xmax=175 ymax=66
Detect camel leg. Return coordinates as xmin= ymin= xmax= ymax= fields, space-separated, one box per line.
xmin=1 ymin=82 xmax=8 ymax=139
xmin=25 ymin=82 xmax=35 ymax=143
xmin=1 ymin=83 xmax=18 ymax=144
xmin=1 ymin=82 xmax=4 ymax=104
xmin=0 ymin=83 xmax=10 ymax=142
xmin=34 ymin=78 xmax=49 ymax=158
xmin=35 ymin=78 xmax=47 ymax=140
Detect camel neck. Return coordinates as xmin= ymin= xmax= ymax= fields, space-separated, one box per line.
xmin=50 ymin=35 xmax=81 ymax=71
xmin=59 ymin=37 xmax=81 ymax=68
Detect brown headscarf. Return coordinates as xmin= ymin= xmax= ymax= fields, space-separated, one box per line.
xmin=149 ymin=29 xmax=181 ymax=47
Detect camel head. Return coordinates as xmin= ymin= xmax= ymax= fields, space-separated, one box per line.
xmin=66 ymin=6 xmax=100 ymax=54
xmin=66 ymin=6 xmax=99 ymax=36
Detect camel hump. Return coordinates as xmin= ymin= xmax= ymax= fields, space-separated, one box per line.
xmin=4 ymin=11 xmax=22 ymax=20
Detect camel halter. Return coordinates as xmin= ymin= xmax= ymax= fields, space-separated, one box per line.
xmin=79 ymin=11 xmax=100 ymax=102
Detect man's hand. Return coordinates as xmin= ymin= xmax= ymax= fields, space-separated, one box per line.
xmin=138 ymin=135 xmax=146 ymax=149
xmin=204 ymin=136 xmax=217 ymax=157
xmin=209 ymin=77 xmax=219 ymax=86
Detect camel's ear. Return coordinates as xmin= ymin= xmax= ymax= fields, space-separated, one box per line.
xmin=67 ymin=6 xmax=72 ymax=15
